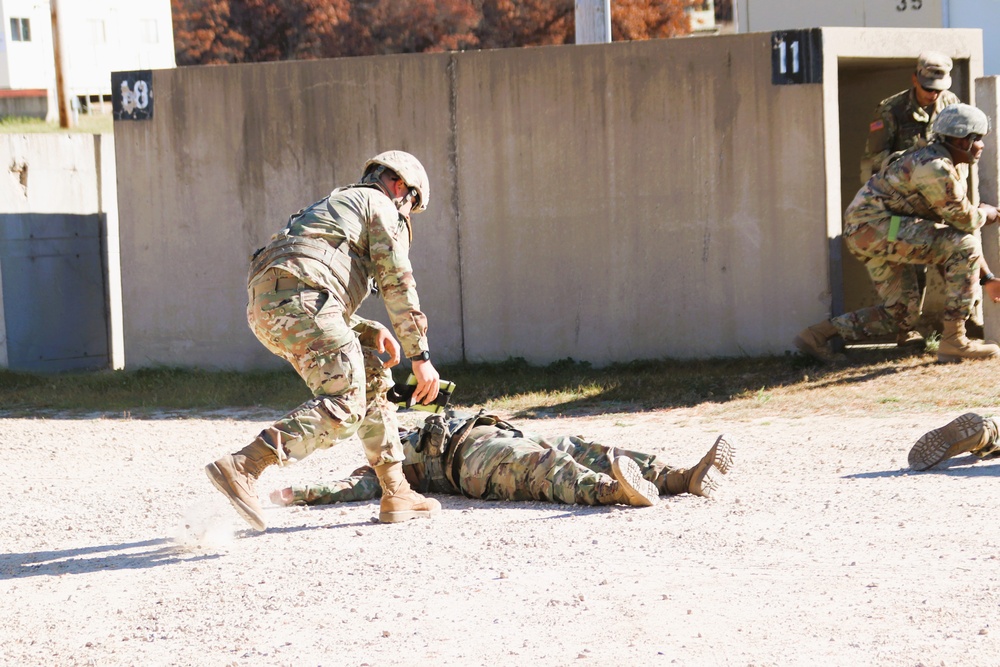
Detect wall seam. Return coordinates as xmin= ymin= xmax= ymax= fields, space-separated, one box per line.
xmin=447 ymin=53 xmax=466 ymax=362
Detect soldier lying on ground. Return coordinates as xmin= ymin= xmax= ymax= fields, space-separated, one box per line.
xmin=909 ymin=412 xmax=1000 ymax=471
xmin=270 ymin=411 xmax=736 ymax=510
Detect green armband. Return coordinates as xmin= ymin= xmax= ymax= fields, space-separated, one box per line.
xmin=887 ymin=215 xmax=901 ymax=243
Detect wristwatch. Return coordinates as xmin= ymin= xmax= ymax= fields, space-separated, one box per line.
xmin=409 ymin=350 xmax=430 ymax=362
xmin=981 ymin=272 xmax=996 ymax=286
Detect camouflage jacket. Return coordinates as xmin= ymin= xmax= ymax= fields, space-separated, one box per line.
xmin=861 ymin=87 xmax=960 ymax=183
xmin=845 ymin=142 xmax=986 ymax=235
xmin=254 ymin=184 xmax=429 ymax=358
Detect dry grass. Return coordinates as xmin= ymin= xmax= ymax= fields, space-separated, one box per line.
xmin=0 ymin=114 xmax=113 ymax=134
xmin=3 ymin=348 xmax=995 ymax=419
xmin=0 ymin=348 xmax=1000 ymax=418
xmin=455 ymin=349 xmax=1000 ymax=419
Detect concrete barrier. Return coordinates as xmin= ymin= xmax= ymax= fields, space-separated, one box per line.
xmin=112 ymin=28 xmax=987 ymax=369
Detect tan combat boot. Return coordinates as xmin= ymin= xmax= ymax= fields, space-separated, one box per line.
xmin=896 ymin=330 xmax=925 ymax=348
xmin=205 ymin=440 xmax=279 ymax=531
xmin=665 ymin=434 xmax=736 ymax=498
xmin=908 ymin=413 xmax=999 ymax=471
xmin=596 ymin=457 xmax=659 ymax=507
xmin=374 ymin=462 xmax=442 ymax=523
xmin=793 ymin=320 xmax=839 ymax=362
xmin=937 ymin=319 xmax=1000 ymax=363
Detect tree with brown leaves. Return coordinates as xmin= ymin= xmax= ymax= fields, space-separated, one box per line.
xmin=172 ymin=0 xmax=696 ymax=65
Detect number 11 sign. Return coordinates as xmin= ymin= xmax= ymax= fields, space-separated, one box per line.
xmin=771 ymin=29 xmax=823 ymax=85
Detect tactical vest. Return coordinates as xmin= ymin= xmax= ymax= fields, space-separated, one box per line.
xmin=416 ymin=411 xmax=521 ymax=496
xmin=247 ymin=185 xmax=379 ymax=304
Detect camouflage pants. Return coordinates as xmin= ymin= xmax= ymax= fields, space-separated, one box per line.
xmin=287 ymin=434 xmax=678 ymax=506
xmin=460 ymin=434 xmax=677 ymax=504
xmin=832 ymin=216 xmax=979 ymax=340
xmin=244 ymin=269 xmax=403 ymax=467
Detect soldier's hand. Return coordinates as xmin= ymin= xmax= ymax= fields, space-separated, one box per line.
xmin=985 ymin=279 xmax=1000 ymax=304
xmin=980 ymin=204 xmax=1000 ymax=225
xmin=375 ymin=329 xmax=401 ymax=368
xmin=411 ymin=359 xmax=440 ymax=404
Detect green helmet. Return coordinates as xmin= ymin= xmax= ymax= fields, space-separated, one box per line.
xmin=363 ymin=150 xmax=430 ymax=214
xmin=932 ymin=104 xmax=991 ymax=139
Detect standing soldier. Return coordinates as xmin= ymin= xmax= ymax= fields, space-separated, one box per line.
xmin=860 ymin=51 xmax=960 ymax=183
xmin=796 ymin=104 xmax=1000 ymax=364
xmin=206 ymin=151 xmax=443 ymax=530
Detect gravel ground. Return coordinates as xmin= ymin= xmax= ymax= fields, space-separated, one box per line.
xmin=3 ymin=408 xmax=1000 ymax=666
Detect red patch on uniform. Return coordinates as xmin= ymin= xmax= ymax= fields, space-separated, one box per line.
xmin=870 ymin=120 xmax=884 ymax=132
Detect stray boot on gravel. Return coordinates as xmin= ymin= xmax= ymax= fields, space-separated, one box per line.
xmin=909 ymin=413 xmax=1000 ymax=470
xmin=665 ymin=434 xmax=737 ymax=498
xmin=205 ymin=439 xmax=279 ymax=531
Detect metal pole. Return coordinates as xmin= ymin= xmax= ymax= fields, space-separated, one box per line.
xmin=49 ymin=0 xmax=73 ymax=128
xmin=575 ymin=0 xmax=611 ymax=44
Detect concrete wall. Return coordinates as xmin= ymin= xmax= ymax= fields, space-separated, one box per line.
xmin=113 ymin=28 xmax=986 ymax=370
xmin=0 ymin=133 xmax=122 ymax=370
xmin=977 ymin=76 xmax=1000 ymax=340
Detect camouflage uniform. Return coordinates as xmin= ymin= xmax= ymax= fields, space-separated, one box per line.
xmin=285 ymin=417 xmax=687 ymax=506
xmin=245 ymin=184 xmax=429 ymax=468
xmin=861 ymin=88 xmax=960 ymax=183
xmin=832 ymin=142 xmax=986 ymax=340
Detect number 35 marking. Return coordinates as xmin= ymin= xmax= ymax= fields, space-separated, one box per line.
xmin=897 ymin=0 xmax=923 ymax=10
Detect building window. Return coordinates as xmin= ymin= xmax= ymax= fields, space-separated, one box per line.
xmin=140 ymin=19 xmax=158 ymax=44
xmin=10 ymin=17 xmax=31 ymax=42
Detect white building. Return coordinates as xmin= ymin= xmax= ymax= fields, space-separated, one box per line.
xmin=0 ymin=0 xmax=174 ymax=118
xmin=735 ymin=0 xmax=1000 ymax=74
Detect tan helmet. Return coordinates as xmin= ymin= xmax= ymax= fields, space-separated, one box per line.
xmin=932 ymin=104 xmax=990 ymax=139
xmin=363 ymin=150 xmax=430 ymax=214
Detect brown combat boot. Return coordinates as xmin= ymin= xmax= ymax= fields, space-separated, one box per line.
xmin=908 ymin=413 xmax=999 ymax=470
xmin=374 ymin=462 xmax=442 ymax=523
xmin=205 ymin=439 xmax=279 ymax=531
xmin=936 ymin=319 xmax=1000 ymax=363
xmin=896 ymin=330 xmax=925 ymax=348
xmin=596 ymin=457 xmax=659 ymax=507
xmin=664 ymin=434 xmax=736 ymax=498
xmin=793 ymin=320 xmax=839 ymax=362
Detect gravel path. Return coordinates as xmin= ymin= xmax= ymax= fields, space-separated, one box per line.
xmin=3 ymin=409 xmax=999 ymax=666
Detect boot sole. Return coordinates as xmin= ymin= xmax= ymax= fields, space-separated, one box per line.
xmin=688 ymin=435 xmax=737 ymax=498
xmin=908 ymin=413 xmax=986 ymax=471
xmin=610 ymin=457 xmax=659 ymax=507
xmin=937 ymin=352 xmax=1000 ymax=363
xmin=379 ymin=507 xmax=441 ymax=523
xmin=710 ymin=434 xmax=736 ymax=475
xmin=205 ymin=462 xmax=267 ymax=532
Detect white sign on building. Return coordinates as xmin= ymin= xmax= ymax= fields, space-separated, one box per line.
xmin=736 ymin=0 xmax=1000 ymax=74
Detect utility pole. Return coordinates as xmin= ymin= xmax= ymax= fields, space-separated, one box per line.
xmin=575 ymin=0 xmax=611 ymax=44
xmin=49 ymin=0 xmax=74 ymax=128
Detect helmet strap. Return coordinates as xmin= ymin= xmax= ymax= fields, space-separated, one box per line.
xmin=944 ymin=136 xmax=979 ymax=164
